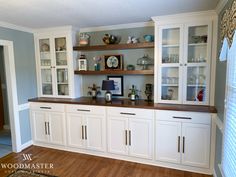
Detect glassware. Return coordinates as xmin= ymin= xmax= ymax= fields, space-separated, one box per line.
xmin=137 ymin=54 xmax=154 ymax=70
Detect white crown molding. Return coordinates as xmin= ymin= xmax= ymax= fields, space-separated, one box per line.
xmin=216 ymin=0 xmax=228 ymax=14
xmin=0 ymin=21 xmax=33 ymax=33
xmin=33 ymin=25 xmax=78 ymax=34
xmin=79 ymin=21 xmax=154 ymax=33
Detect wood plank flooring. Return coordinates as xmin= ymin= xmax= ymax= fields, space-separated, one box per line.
xmin=0 ymin=146 xmax=212 ymax=177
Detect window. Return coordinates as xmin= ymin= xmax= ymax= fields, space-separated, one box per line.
xmin=222 ymin=34 xmax=236 ymax=177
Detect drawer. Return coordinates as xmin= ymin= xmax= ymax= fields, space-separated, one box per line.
xmin=155 ymin=110 xmax=211 ymax=124
xmin=107 ymin=107 xmax=154 ymax=118
xmin=30 ymin=102 xmax=65 ymax=112
xmin=66 ymin=104 xmax=105 ymax=115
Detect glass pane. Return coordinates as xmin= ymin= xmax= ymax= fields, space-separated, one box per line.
xmin=55 ymin=37 xmax=67 ymax=66
xmin=161 ymin=67 xmax=179 ymax=100
xmin=39 ymin=39 xmax=51 ymax=66
xmin=188 ymin=25 xmax=208 ymax=63
xmin=57 ymin=68 xmax=69 ymax=96
xmin=162 ymin=28 xmax=180 ymax=64
xmin=41 ymin=69 xmax=53 ymax=95
xmin=186 ymin=66 xmax=207 ymax=102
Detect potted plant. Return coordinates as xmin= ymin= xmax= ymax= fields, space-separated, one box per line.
xmin=128 ymin=85 xmax=139 ymax=101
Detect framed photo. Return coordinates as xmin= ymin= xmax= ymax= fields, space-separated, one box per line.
xmin=78 ymin=59 xmax=87 ymax=71
xmin=107 ymin=76 xmax=124 ymax=96
xmin=104 ymin=55 xmax=123 ymax=70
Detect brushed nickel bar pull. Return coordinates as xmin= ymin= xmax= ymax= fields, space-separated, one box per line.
xmin=183 ymin=136 xmax=185 ymax=153
xmin=77 ymin=109 xmax=90 ymax=112
xmin=129 ymin=130 xmax=131 ymax=146
xmin=178 ymin=136 xmax=180 ymax=153
xmin=40 ymin=107 xmax=52 ymax=109
xmin=82 ymin=126 xmax=84 ymax=139
xmin=47 ymin=122 xmax=50 ymax=135
xmin=45 ymin=122 xmax=47 ymax=135
xmin=120 ymin=112 xmax=136 ymax=116
xmin=85 ymin=125 xmax=87 ymax=140
xmin=173 ymin=116 xmax=192 ymax=120
xmin=125 ymin=130 xmax=128 ymax=145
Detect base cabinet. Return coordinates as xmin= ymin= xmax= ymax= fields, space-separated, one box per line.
xmin=107 ymin=107 xmax=154 ymax=160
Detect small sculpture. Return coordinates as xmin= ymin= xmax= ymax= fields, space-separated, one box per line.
xmin=103 ymin=34 xmax=119 ymax=44
xmin=145 ymin=84 xmax=153 ymax=102
xmin=88 ymin=84 xmax=101 ymax=99
xmin=127 ymin=36 xmax=139 ymax=44
xmin=128 ymin=85 xmax=140 ymax=101
xmin=79 ymin=33 xmax=90 ymax=46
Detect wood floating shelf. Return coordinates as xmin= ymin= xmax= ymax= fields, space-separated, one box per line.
xmin=73 ymin=42 xmax=154 ymax=51
xmin=74 ymin=70 xmax=154 ymax=75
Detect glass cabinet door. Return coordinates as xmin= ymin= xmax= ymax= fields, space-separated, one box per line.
xmin=185 ymin=25 xmax=210 ymax=104
xmin=55 ymin=37 xmax=67 ymax=66
xmin=56 ymin=68 xmax=69 ymax=96
xmin=160 ymin=27 xmax=182 ymax=103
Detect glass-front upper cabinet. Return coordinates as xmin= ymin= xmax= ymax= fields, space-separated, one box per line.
xmin=184 ymin=24 xmax=211 ymax=105
xmin=158 ymin=25 xmax=183 ymax=104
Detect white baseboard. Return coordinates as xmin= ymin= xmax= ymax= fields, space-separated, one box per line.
xmin=20 ymin=140 xmax=33 ymax=151
xmin=3 ymin=124 xmax=10 ymax=130
xmin=213 ymin=168 xmax=218 ymax=177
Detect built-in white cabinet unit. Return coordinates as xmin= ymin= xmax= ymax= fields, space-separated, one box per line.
xmin=34 ymin=27 xmax=80 ymax=98
xmin=107 ymin=107 xmax=154 ymax=159
xmin=155 ymin=110 xmax=211 ymax=168
xmin=66 ymin=104 xmax=106 ymax=152
xmin=152 ymin=12 xmax=217 ymax=105
xmin=30 ymin=103 xmax=66 ymax=146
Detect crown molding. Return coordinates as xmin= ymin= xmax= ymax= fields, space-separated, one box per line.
xmin=33 ymin=25 xmax=79 ymax=34
xmin=79 ymin=21 xmax=154 ymax=33
xmin=216 ymin=0 xmax=228 ymax=14
xmin=0 ymin=21 xmax=33 ymax=33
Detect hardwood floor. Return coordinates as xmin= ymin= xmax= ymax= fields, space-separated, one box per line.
xmin=0 ymin=146 xmax=212 ymax=177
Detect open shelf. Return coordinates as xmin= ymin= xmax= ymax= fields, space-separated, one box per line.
xmin=73 ymin=42 xmax=154 ymax=51
xmin=74 ymin=70 xmax=154 ymax=75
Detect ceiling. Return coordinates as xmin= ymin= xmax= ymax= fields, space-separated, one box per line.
xmin=0 ymin=0 xmax=219 ymax=29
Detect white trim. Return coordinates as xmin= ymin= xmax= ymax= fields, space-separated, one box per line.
xmin=215 ymin=116 xmax=224 ymax=133
xmin=0 ymin=21 xmax=33 ymax=33
xmin=33 ymin=26 xmax=76 ymax=34
xmin=20 ymin=140 xmax=33 ymax=151
xmin=0 ymin=40 xmax=21 ymax=152
xmin=213 ymin=168 xmax=218 ymax=177
xmin=18 ymin=103 xmax=30 ymax=112
xmin=218 ymin=164 xmax=225 ymax=177
xmin=216 ymin=0 xmax=228 ymax=14
xmin=79 ymin=21 xmax=154 ymax=32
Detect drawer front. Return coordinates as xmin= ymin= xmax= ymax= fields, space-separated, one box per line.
xmin=155 ymin=110 xmax=211 ymax=125
xmin=107 ymin=107 xmax=154 ymax=118
xmin=30 ymin=102 xmax=65 ymax=112
xmin=66 ymin=104 xmax=105 ymax=115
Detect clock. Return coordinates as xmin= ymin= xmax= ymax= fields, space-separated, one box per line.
xmin=104 ymin=55 xmax=123 ymax=70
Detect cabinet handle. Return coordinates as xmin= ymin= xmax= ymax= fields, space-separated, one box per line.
xmin=120 ymin=112 xmax=136 ymax=116
xmin=40 ymin=107 xmax=52 ymax=109
xmin=183 ymin=136 xmax=185 ymax=153
xmin=85 ymin=125 xmax=87 ymax=140
xmin=47 ymin=122 xmax=50 ymax=135
xmin=45 ymin=122 xmax=47 ymax=135
xmin=178 ymin=136 xmax=180 ymax=153
xmin=125 ymin=130 xmax=128 ymax=145
xmin=77 ymin=109 xmax=90 ymax=112
xmin=129 ymin=130 xmax=131 ymax=146
xmin=173 ymin=116 xmax=192 ymax=120
xmin=82 ymin=126 xmax=84 ymax=139
xmin=184 ymin=64 xmax=187 ymax=66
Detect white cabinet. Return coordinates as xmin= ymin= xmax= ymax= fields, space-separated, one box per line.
xmin=107 ymin=107 xmax=154 ymax=159
xmin=155 ymin=110 xmax=211 ymax=168
xmin=30 ymin=103 xmax=66 ymax=146
xmin=153 ymin=12 xmax=217 ymax=105
xmin=34 ymin=27 xmax=80 ymax=98
xmin=66 ymin=105 xmax=106 ymax=152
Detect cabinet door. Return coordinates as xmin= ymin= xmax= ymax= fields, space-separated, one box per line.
xmin=183 ymin=23 xmax=212 ymax=105
xmin=31 ymin=110 xmax=49 ymax=143
xmin=107 ymin=116 xmax=129 ymax=155
xmin=156 ymin=121 xmax=181 ymax=164
xmin=85 ymin=115 xmax=106 ymax=152
xmin=158 ymin=25 xmax=184 ymax=104
xmin=182 ymin=123 xmax=210 ymax=168
xmin=129 ymin=118 xmax=154 ymax=159
xmin=66 ymin=113 xmax=84 ymax=148
xmin=48 ymin=112 xmax=66 ymax=145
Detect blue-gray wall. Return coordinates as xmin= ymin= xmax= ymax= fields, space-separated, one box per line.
xmin=79 ymin=27 xmax=154 ymax=99
xmin=0 ymin=26 xmax=37 ymax=144
xmin=214 ymin=0 xmax=234 ymax=176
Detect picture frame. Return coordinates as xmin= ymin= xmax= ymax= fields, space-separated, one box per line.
xmin=107 ymin=76 xmax=124 ymax=96
xmin=78 ymin=59 xmax=87 ymax=71
xmin=104 ymin=54 xmax=123 ymax=70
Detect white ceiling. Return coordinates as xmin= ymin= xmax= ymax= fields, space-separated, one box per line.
xmin=0 ymin=0 xmax=219 ymax=29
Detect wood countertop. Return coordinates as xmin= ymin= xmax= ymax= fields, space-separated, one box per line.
xmin=28 ymin=97 xmax=217 ymax=113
